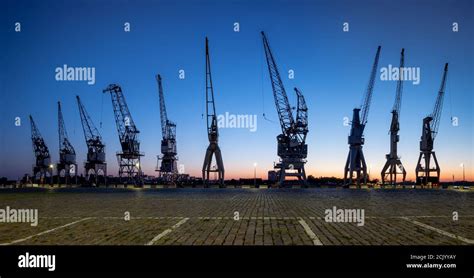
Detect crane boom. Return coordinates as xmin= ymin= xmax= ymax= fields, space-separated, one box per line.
xmin=360 ymin=46 xmax=381 ymax=125
xmin=156 ymin=74 xmax=169 ymax=138
xmin=261 ymin=31 xmax=294 ymax=136
xmin=103 ymin=84 xmax=139 ymax=152
xmin=30 ymin=115 xmax=51 ymax=162
xmin=392 ymin=48 xmax=405 ymax=117
xmin=430 ymin=63 xmax=448 ymax=139
xmin=205 ymin=37 xmax=218 ymax=139
xmin=58 ymin=101 xmax=75 ymax=157
xmin=295 ymin=87 xmax=308 ymax=138
xmin=76 ymin=95 xmax=102 ymax=145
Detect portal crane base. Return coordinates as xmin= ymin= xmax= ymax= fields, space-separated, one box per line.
xmin=156 ymin=155 xmax=178 ymax=187
xmin=344 ymin=145 xmax=368 ymax=188
xmin=274 ymin=159 xmax=307 ymax=188
xmin=33 ymin=166 xmax=53 ymax=185
xmin=415 ymin=151 xmax=440 ymax=187
xmin=117 ymin=152 xmax=143 ymax=187
xmin=202 ymin=143 xmax=224 ymax=187
xmin=85 ymin=162 xmax=107 ymax=186
xmin=381 ymin=157 xmax=406 ymax=187
xmin=56 ymin=163 xmax=78 ymax=186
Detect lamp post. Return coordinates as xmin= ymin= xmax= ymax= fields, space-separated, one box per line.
xmin=49 ymin=164 xmax=54 ymax=186
xmin=460 ymin=163 xmax=465 ymax=182
xmin=253 ymin=162 xmax=257 ymax=188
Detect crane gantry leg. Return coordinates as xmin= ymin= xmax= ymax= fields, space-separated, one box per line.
xmin=344 ymin=143 xmax=368 ymax=188
xmin=202 ymin=142 xmax=224 ymax=187
xmin=416 ymin=151 xmax=440 ymax=188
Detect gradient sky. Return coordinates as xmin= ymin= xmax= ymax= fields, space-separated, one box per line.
xmin=1 ymin=0 xmax=473 ymax=181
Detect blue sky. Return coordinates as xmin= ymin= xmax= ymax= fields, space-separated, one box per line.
xmin=1 ymin=0 xmax=473 ymax=181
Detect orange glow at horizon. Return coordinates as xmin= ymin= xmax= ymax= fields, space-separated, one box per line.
xmin=150 ymin=166 xmax=473 ymax=182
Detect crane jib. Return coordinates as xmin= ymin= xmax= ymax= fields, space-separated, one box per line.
xmin=261 ymin=32 xmax=295 ymax=136
xmin=360 ymin=46 xmax=381 ymax=126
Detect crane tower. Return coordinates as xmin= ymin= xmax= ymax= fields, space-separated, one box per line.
xmin=381 ymin=48 xmax=407 ymax=186
xmin=202 ymin=37 xmax=225 ymax=187
xmin=261 ymin=31 xmax=309 ymax=187
xmin=155 ymin=74 xmax=178 ymax=182
xmin=415 ymin=63 xmax=448 ymax=187
xmin=77 ymin=95 xmax=107 ymax=185
xmin=29 ymin=115 xmax=53 ymax=185
xmin=57 ymin=101 xmax=77 ymax=185
xmin=103 ymin=84 xmax=143 ymax=186
xmin=344 ymin=46 xmax=381 ymax=188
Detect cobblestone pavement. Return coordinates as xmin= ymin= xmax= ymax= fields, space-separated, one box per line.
xmin=0 ymin=188 xmax=472 ymax=245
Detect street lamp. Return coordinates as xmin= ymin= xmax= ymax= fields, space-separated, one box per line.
xmin=49 ymin=164 xmax=54 ymax=186
xmin=253 ymin=162 xmax=257 ymax=188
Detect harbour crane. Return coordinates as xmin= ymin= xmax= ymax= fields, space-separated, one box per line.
xmin=344 ymin=46 xmax=381 ymax=188
xmin=381 ymin=48 xmax=407 ymax=186
xmin=57 ymin=101 xmax=77 ymax=185
xmin=155 ymin=74 xmax=178 ymax=182
xmin=77 ymin=95 xmax=107 ymax=185
xmin=261 ymin=31 xmax=309 ymax=187
xmin=29 ymin=115 xmax=53 ymax=185
xmin=103 ymin=84 xmax=143 ymax=186
xmin=415 ymin=63 xmax=448 ymax=187
xmin=202 ymin=37 xmax=225 ymax=187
